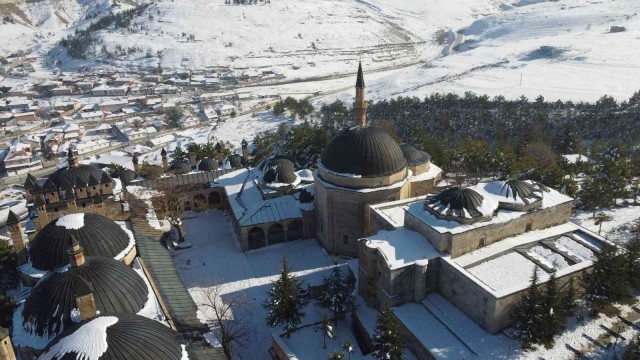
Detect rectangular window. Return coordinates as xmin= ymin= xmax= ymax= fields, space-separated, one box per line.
xmin=479 ymin=237 xmax=485 ymax=247
xmin=342 ymin=235 xmax=349 ymax=245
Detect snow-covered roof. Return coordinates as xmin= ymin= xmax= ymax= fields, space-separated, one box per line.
xmin=217 ymin=168 xmax=302 ymax=226
xmin=562 ymin=154 xmax=595 ymax=164
xmin=363 ymin=228 xmax=440 ymax=269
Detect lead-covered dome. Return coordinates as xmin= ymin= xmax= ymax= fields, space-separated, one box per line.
xmin=47 ymin=164 xmax=113 ymax=189
xmin=21 ymin=257 xmax=148 ymax=343
xmin=226 ymin=154 xmax=246 ymax=169
xmin=197 ymin=157 xmax=219 ymax=172
xmin=29 ymin=213 xmax=133 ymax=271
xmin=321 ymin=126 xmax=406 ymax=177
xmin=39 ymin=314 xmax=184 ymax=360
xmin=400 ymin=143 xmax=431 ymax=166
xmin=425 ymin=187 xmax=489 ymax=220
xmin=168 ymin=160 xmax=191 ymax=175
xmin=259 ymin=156 xmax=297 ymax=184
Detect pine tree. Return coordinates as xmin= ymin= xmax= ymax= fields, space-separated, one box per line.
xmin=625 ymin=333 xmax=640 ymax=360
xmin=559 ymin=277 xmax=577 ymax=317
xmin=319 ymin=313 xmax=333 ymax=349
xmin=264 ymin=257 xmax=309 ymax=337
xmin=511 ymin=268 xmax=545 ymax=347
xmin=0 ymin=240 xmax=18 ymax=293
xmin=373 ymin=303 xmax=404 ymax=360
xmin=317 ymin=261 xmax=355 ymax=326
xmin=172 ymin=145 xmax=187 ymax=164
xmin=0 ymin=294 xmax=16 ymax=328
xmin=328 ymin=351 xmax=344 ymax=360
xmin=341 ymin=339 xmax=353 ymax=360
xmin=625 ymin=239 xmax=640 ymax=289
xmin=541 ymin=272 xmax=564 ymax=345
xmin=583 ymin=245 xmax=629 ymax=307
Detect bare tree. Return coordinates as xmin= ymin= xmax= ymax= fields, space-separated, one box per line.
xmin=195 ymin=283 xmax=253 ymax=359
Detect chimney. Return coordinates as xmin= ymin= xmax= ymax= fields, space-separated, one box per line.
xmin=354 ymin=61 xmax=368 ymax=127
xmin=241 ymin=139 xmax=249 ymax=162
xmin=67 ymin=146 xmax=79 ymax=168
xmin=132 ymin=154 xmax=140 ymax=173
xmin=74 ymin=276 xmax=97 ymax=321
xmin=6 ymin=211 xmax=26 ymax=265
xmin=189 ymin=149 xmax=197 ymax=168
xmin=161 ymin=148 xmax=168 ymax=171
xmin=0 ymin=327 xmax=16 ymax=360
xmin=215 ymin=142 xmax=223 ymax=162
xmin=67 ymin=234 xmax=85 ymax=267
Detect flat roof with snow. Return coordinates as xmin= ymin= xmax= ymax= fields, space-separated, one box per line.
xmin=362 ymin=228 xmax=441 ymax=269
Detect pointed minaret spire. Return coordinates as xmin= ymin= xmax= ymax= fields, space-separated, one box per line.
xmin=354 ymin=61 xmax=368 ymax=127
xmin=67 ymin=234 xmax=85 ymax=267
xmin=67 ymin=146 xmax=79 ymax=168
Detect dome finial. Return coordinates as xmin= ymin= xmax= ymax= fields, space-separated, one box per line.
xmin=67 ymin=233 xmax=85 ymax=267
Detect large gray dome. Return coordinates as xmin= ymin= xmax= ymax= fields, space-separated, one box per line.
xmin=400 ymin=143 xmax=431 ymax=167
xmin=321 ymin=126 xmax=406 ymax=177
xmin=29 ymin=213 xmax=132 ymax=271
xmin=22 ymin=257 xmax=148 ymax=340
xmin=39 ymin=314 xmax=183 ymax=360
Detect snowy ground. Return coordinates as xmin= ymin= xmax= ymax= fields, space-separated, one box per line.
xmin=573 ymin=204 xmax=640 ymax=244
xmin=170 ymin=209 xmax=349 ymax=359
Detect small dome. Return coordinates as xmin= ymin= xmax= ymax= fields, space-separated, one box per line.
xmin=484 ymin=179 xmax=543 ymax=204
xmin=168 ymin=160 xmax=191 ymax=175
xmin=299 ymin=188 xmax=314 ymax=204
xmin=197 ymin=157 xmax=219 ymax=172
xmin=400 ymin=143 xmax=431 ymax=166
xmin=226 ymin=154 xmax=246 ymax=169
xmin=29 ymin=213 xmax=133 ymax=271
xmin=39 ymin=314 xmax=183 ymax=360
xmin=47 ymin=164 xmax=113 ymax=189
xmin=22 ymin=257 xmax=148 ymax=341
xmin=114 ymin=168 xmax=136 ymax=184
xmin=426 ymin=187 xmax=487 ymax=219
xmin=320 ymin=126 xmax=406 ymax=177
xmin=259 ymin=157 xmax=297 ymax=184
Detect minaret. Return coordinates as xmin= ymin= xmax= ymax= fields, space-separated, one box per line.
xmin=354 ymin=62 xmax=367 ymax=127
xmin=0 ymin=327 xmax=16 ymax=360
xmin=189 ymin=148 xmax=197 ymax=168
xmin=67 ymin=146 xmax=79 ymax=168
xmin=215 ymin=142 xmax=223 ymax=162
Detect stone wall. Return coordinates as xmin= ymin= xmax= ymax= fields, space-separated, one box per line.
xmin=407 ymin=201 xmax=573 ymax=258
xmin=315 ymin=178 xmax=410 ymax=257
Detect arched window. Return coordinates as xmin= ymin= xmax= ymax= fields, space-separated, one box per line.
xmin=287 ymin=220 xmax=303 ymax=242
xmin=194 ymin=194 xmax=207 ymax=210
xmin=268 ymin=223 xmax=285 ymax=245
xmin=248 ymin=227 xmax=266 ymax=250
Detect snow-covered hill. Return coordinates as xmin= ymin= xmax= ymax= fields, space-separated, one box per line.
xmin=1 ymin=0 xmax=639 ymax=102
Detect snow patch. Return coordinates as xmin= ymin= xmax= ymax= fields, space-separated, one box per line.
xmin=39 ymin=316 xmax=119 ymax=360
xmin=55 ymin=213 xmax=85 ymax=230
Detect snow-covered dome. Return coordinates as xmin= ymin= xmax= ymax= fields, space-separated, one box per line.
xmin=19 ymin=257 xmax=148 ymax=347
xmin=483 ymin=179 xmax=544 ymax=206
xmin=38 ymin=314 xmax=184 ymax=360
xmin=321 ymin=126 xmax=406 ymax=178
xmin=197 ymin=157 xmax=219 ymax=172
xmin=28 ymin=213 xmax=134 ymax=271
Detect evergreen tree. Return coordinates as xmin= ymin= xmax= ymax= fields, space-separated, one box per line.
xmin=581 ymin=175 xmax=610 ymax=217
xmin=328 ymin=351 xmax=344 ymax=360
xmin=0 ymin=294 xmax=16 ymax=328
xmin=172 ymin=145 xmax=187 ymax=164
xmin=317 ymin=261 xmax=355 ymax=326
xmin=264 ymin=257 xmax=309 ymax=337
xmin=559 ymin=277 xmax=577 ymax=317
xmin=373 ymin=303 xmax=404 ymax=360
xmin=341 ymin=339 xmax=353 ymax=360
xmin=511 ymin=268 xmax=545 ymax=347
xmin=625 ymin=333 xmax=640 ymax=360
xmin=583 ymin=246 xmax=629 ymax=307
xmin=625 ymin=239 xmax=640 ymax=289
xmin=0 ymin=240 xmax=18 ymax=293
xmin=541 ymin=272 xmax=564 ymax=345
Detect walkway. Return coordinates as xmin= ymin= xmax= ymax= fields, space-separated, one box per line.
xmin=129 ymin=199 xmax=226 ymax=359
